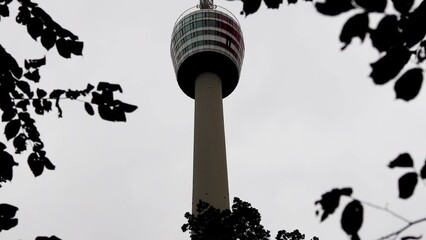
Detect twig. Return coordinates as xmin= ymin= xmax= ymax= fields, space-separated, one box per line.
xmin=377 ymin=217 xmax=426 ymax=240
xmin=348 ymin=197 xmax=410 ymax=223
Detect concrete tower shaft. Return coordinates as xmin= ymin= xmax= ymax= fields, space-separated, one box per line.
xmin=171 ymin=4 xmax=244 ymax=213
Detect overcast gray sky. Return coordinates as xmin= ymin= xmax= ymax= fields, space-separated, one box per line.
xmin=1 ymin=0 xmax=426 ymax=239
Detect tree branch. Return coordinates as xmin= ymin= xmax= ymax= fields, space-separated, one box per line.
xmin=377 ymin=217 xmax=426 ymax=240
xmin=348 ymin=197 xmax=410 ymax=223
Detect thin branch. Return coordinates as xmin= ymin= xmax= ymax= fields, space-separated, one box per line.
xmin=348 ymin=197 xmax=410 ymax=223
xmin=377 ymin=217 xmax=426 ymax=240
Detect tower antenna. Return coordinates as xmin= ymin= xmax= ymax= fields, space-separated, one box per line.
xmin=200 ymin=0 xmax=214 ymax=9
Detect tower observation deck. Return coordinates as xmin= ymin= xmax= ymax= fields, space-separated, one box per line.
xmin=171 ymin=1 xmax=245 ymax=213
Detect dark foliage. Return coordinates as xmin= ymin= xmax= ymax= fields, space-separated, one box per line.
xmin=1 ymin=0 xmax=136 ymax=238
xmin=314 ymin=187 xmax=352 ymax=221
xmin=229 ymin=0 xmax=426 ymax=101
xmin=0 ymin=204 xmax=18 ymax=232
xmin=183 ymin=198 xmax=318 ymax=240
xmin=340 ymin=200 xmax=363 ymax=240
xmin=316 ymin=153 xmax=426 ymax=239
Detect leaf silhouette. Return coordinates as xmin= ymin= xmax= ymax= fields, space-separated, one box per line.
xmin=339 ymin=13 xmax=369 ymax=50
xmin=264 ymin=0 xmax=283 ymax=9
xmin=35 ymin=236 xmax=61 ymax=240
xmin=0 ymin=4 xmax=10 ymax=18
xmin=24 ymin=69 xmax=41 ymax=82
xmin=24 ymin=56 xmax=46 ymax=70
xmin=240 ymin=0 xmax=262 ymax=16
xmin=2 ymin=109 xmax=16 ymax=122
xmin=370 ymin=15 xmax=402 ymax=52
xmin=401 ymin=235 xmax=422 ymax=240
xmin=354 ymin=0 xmax=386 ymax=12
xmin=400 ymin=0 xmax=426 ymax=48
xmin=315 ymin=188 xmax=352 ymax=221
xmin=315 ymin=0 xmax=354 ymax=16
xmin=370 ymin=46 xmax=411 ymax=85
xmin=41 ymin=28 xmax=56 ymax=50
xmin=398 ymin=172 xmax=418 ymax=199
xmin=341 ymin=200 xmax=363 ymax=240
xmin=388 ymin=153 xmax=414 ymax=168
xmin=420 ymin=160 xmax=426 ymax=179
xmin=5 ymin=119 xmax=21 ymax=140
xmin=391 ymin=0 xmax=414 ymax=14
xmin=0 ymin=203 xmax=19 ymax=232
xmin=13 ymin=133 xmax=27 ymax=154
xmin=26 ymin=17 xmax=43 ymax=40
xmin=394 ymin=68 xmax=423 ymax=101
xmin=84 ymin=102 xmax=94 ymax=116
xmin=0 ymin=150 xmax=18 ymax=187
xmin=28 ymin=152 xmax=44 ymax=177
xmin=56 ymin=38 xmax=71 ymax=58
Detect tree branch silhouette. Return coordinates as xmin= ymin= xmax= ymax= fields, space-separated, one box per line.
xmin=0 ymin=0 xmax=137 ymax=238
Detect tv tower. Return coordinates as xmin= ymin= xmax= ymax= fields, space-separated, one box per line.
xmin=171 ymin=0 xmax=245 ymax=212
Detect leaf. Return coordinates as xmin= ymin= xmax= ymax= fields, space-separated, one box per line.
xmin=43 ymin=156 xmax=55 ymax=170
xmin=16 ymin=5 xmax=31 ymax=25
xmin=0 ymin=4 xmax=9 ymax=18
xmin=420 ymin=160 xmax=426 ymax=179
xmin=388 ymin=153 xmax=414 ymax=168
xmin=33 ymin=99 xmax=44 ymax=115
xmin=0 ymin=142 xmax=6 ymax=151
xmin=26 ymin=17 xmax=44 ymax=40
xmin=370 ymin=46 xmax=412 ymax=85
xmin=97 ymin=82 xmax=123 ymax=93
xmin=41 ymin=27 xmax=56 ymax=50
xmin=35 ymin=236 xmax=61 ymax=240
xmin=5 ymin=119 xmax=21 ymax=140
xmin=392 ymin=0 xmax=414 ymax=14
xmin=36 ymin=88 xmax=47 ymax=98
xmin=24 ymin=69 xmax=41 ymax=82
xmin=0 ymin=203 xmax=19 ymax=232
xmin=354 ymin=0 xmax=386 ymax=12
xmin=24 ymin=56 xmax=46 ymax=70
xmin=13 ymin=133 xmax=27 ymax=154
xmin=84 ymin=102 xmax=94 ymax=116
xmin=240 ymin=0 xmax=262 ymax=16
xmin=315 ymin=0 xmax=354 ymax=16
xmin=43 ymin=99 xmax=52 ymax=112
xmin=2 ymin=109 xmax=16 ymax=122
xmin=16 ymin=80 xmax=33 ymax=98
xmin=16 ymin=100 xmax=30 ymax=111
xmin=400 ymin=1 xmax=426 ymax=48
xmin=341 ymin=200 xmax=363 ymax=239
xmin=398 ymin=172 xmax=418 ymax=199
xmin=401 ymin=235 xmax=422 ymax=240
xmin=49 ymin=89 xmax=65 ymax=98
xmin=264 ymin=0 xmax=283 ymax=9
xmin=28 ymin=152 xmax=44 ymax=177
xmin=70 ymin=41 xmax=83 ymax=56
xmin=370 ymin=15 xmax=402 ymax=52
xmin=118 ymin=100 xmax=138 ymax=113
xmin=394 ymin=68 xmax=423 ymax=101
xmin=315 ymin=188 xmax=352 ymax=221
xmin=98 ymin=105 xmax=126 ymax=122
xmin=339 ymin=13 xmax=369 ymax=50
xmin=56 ymin=38 xmax=71 ymax=58
xmin=0 ymin=150 xmax=18 ymax=187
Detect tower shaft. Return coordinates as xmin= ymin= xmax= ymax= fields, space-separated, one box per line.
xmin=192 ymin=72 xmax=229 ymax=212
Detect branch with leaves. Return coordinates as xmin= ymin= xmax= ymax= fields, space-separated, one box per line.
xmin=228 ymin=0 xmax=426 ymax=101
xmin=315 ymin=154 xmax=426 ymax=240
xmin=0 ymin=0 xmax=137 ymax=238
